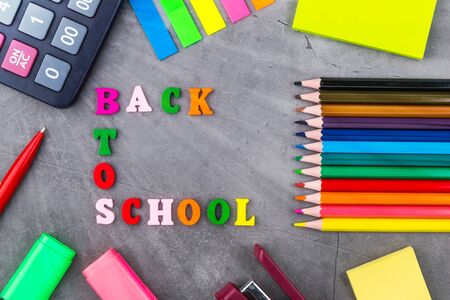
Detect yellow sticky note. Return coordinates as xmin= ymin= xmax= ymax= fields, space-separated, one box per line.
xmin=190 ymin=0 xmax=226 ymax=36
xmin=347 ymin=247 xmax=431 ymax=300
xmin=292 ymin=0 xmax=437 ymax=59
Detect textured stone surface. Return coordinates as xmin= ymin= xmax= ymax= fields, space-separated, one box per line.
xmin=0 ymin=1 xmax=449 ymax=299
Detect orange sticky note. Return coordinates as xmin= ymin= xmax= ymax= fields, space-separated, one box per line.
xmin=251 ymin=0 xmax=274 ymax=11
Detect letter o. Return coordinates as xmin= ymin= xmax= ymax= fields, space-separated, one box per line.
xmin=207 ymin=198 xmax=231 ymax=225
xmin=93 ymin=162 xmax=116 ymax=190
xmin=177 ymin=198 xmax=201 ymax=226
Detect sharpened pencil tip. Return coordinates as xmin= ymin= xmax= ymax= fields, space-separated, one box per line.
xmin=295 ymin=182 xmax=305 ymax=188
xmin=41 ymin=127 xmax=46 ymax=133
xmin=295 ymin=132 xmax=306 ymax=137
xmin=294 ymin=169 xmax=302 ymax=175
xmin=295 ymin=95 xmax=302 ymax=100
xmin=295 ymin=156 xmax=302 ymax=161
xmin=296 ymin=107 xmax=305 ymax=113
xmin=295 ymin=195 xmax=306 ymax=201
xmin=295 ymin=120 xmax=308 ymax=125
xmin=294 ymin=81 xmax=302 ymax=87
xmin=294 ymin=222 xmax=306 ymax=228
xmin=295 ymin=145 xmax=305 ymax=150
xmin=294 ymin=208 xmax=304 ymax=215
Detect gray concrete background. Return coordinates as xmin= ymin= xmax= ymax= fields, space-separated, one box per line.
xmin=0 ymin=1 xmax=449 ymax=299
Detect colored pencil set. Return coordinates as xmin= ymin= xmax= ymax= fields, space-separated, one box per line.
xmin=294 ymin=77 xmax=450 ymax=232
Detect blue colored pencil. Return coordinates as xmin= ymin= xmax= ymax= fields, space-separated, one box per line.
xmin=297 ymin=141 xmax=450 ymax=154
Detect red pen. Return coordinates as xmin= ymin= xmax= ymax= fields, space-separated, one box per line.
xmin=0 ymin=127 xmax=46 ymax=214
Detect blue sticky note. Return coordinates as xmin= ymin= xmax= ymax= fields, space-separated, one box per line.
xmin=129 ymin=0 xmax=178 ymax=60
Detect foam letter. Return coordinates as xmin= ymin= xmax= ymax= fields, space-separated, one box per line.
xmin=207 ymin=198 xmax=231 ymax=225
xmin=96 ymin=198 xmax=115 ymax=225
xmin=93 ymin=162 xmax=116 ymax=190
xmin=122 ymin=198 xmax=141 ymax=225
xmin=93 ymin=128 xmax=117 ymax=156
xmin=148 ymin=199 xmax=174 ymax=225
xmin=177 ymin=198 xmax=201 ymax=226
xmin=126 ymin=86 xmax=152 ymax=113
xmin=161 ymin=87 xmax=181 ymax=114
xmin=188 ymin=88 xmax=214 ymax=116
xmin=96 ymin=88 xmax=120 ymax=115
xmin=234 ymin=198 xmax=255 ymax=226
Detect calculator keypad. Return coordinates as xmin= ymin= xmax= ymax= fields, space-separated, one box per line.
xmin=19 ymin=3 xmax=54 ymax=40
xmin=51 ymin=17 xmax=87 ymax=55
xmin=35 ymin=54 xmax=71 ymax=91
xmin=68 ymin=0 xmax=101 ymax=18
xmin=0 ymin=0 xmax=21 ymax=25
xmin=1 ymin=39 xmax=37 ymax=77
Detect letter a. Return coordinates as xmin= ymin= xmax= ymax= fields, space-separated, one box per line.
xmin=126 ymin=86 xmax=152 ymax=112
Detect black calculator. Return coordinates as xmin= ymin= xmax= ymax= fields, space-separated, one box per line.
xmin=0 ymin=0 xmax=122 ymax=108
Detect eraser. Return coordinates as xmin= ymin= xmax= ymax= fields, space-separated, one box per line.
xmin=83 ymin=248 xmax=158 ymax=300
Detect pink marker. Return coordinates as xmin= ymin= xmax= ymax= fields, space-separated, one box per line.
xmin=220 ymin=0 xmax=251 ymax=23
xmin=83 ymin=248 xmax=158 ymax=300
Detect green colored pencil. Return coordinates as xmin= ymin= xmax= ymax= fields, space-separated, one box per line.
xmin=296 ymin=153 xmax=450 ymax=167
xmin=295 ymin=166 xmax=450 ymax=179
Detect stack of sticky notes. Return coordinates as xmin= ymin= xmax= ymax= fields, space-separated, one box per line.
xmin=347 ymin=247 xmax=431 ymax=300
xmin=292 ymin=0 xmax=437 ymax=59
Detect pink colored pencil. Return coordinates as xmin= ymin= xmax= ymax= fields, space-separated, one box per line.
xmin=295 ymin=205 xmax=450 ymax=219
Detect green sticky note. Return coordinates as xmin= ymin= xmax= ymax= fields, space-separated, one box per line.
xmin=160 ymin=0 xmax=202 ymax=48
xmin=292 ymin=0 xmax=437 ymax=59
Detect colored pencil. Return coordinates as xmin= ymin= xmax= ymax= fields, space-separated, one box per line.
xmin=297 ymin=105 xmax=450 ymax=118
xmin=296 ymin=153 xmax=450 ymax=167
xmin=295 ymin=205 xmax=450 ymax=219
xmin=294 ymin=218 xmax=450 ymax=232
xmin=295 ymin=78 xmax=450 ymax=91
xmin=297 ymin=117 xmax=450 ymax=130
xmin=295 ymin=166 xmax=450 ymax=179
xmin=297 ymin=141 xmax=450 ymax=154
xmin=297 ymin=129 xmax=450 ymax=142
xmin=296 ymin=91 xmax=450 ymax=105
xmin=295 ymin=192 xmax=450 ymax=205
xmin=295 ymin=179 xmax=450 ymax=193
xmin=0 ymin=128 xmax=46 ymax=214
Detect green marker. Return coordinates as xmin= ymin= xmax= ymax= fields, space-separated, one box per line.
xmin=1 ymin=232 xmax=76 ymax=300
xmin=160 ymin=0 xmax=202 ymax=48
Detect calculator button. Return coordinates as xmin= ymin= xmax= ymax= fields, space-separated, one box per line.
xmin=1 ymin=40 xmax=37 ymax=77
xmin=0 ymin=33 xmax=4 ymax=48
xmin=18 ymin=3 xmax=54 ymax=40
xmin=0 ymin=0 xmax=21 ymax=25
xmin=51 ymin=17 xmax=87 ymax=55
xmin=35 ymin=54 xmax=71 ymax=92
xmin=68 ymin=0 xmax=101 ymax=18
xmin=50 ymin=0 xmax=62 ymax=2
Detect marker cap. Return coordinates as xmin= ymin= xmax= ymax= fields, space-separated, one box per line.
xmin=0 ymin=232 xmax=76 ymax=300
xmin=83 ymin=248 xmax=158 ymax=300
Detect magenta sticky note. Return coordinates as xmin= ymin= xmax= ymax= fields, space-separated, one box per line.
xmin=220 ymin=0 xmax=251 ymax=23
xmin=83 ymin=248 xmax=158 ymax=300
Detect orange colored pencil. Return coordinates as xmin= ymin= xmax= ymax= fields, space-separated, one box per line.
xmin=297 ymin=105 xmax=450 ymax=118
xmin=295 ymin=192 xmax=450 ymax=205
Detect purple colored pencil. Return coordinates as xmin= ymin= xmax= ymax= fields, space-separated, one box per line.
xmin=297 ymin=117 xmax=450 ymax=130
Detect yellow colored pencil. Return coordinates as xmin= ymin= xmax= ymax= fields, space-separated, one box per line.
xmin=294 ymin=218 xmax=450 ymax=232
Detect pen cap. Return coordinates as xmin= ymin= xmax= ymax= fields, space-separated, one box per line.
xmin=83 ymin=248 xmax=158 ymax=300
xmin=0 ymin=232 xmax=76 ymax=300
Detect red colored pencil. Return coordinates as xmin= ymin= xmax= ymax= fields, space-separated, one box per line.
xmin=295 ymin=205 xmax=450 ymax=219
xmin=295 ymin=179 xmax=450 ymax=193
xmin=0 ymin=127 xmax=46 ymax=214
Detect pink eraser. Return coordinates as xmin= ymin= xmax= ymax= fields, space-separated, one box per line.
xmin=83 ymin=248 xmax=158 ymax=300
xmin=220 ymin=0 xmax=251 ymax=23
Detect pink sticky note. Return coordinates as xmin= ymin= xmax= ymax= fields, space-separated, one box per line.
xmin=1 ymin=40 xmax=38 ymax=78
xmin=0 ymin=33 xmax=4 ymax=49
xmin=220 ymin=0 xmax=251 ymax=23
xmin=83 ymin=248 xmax=158 ymax=300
